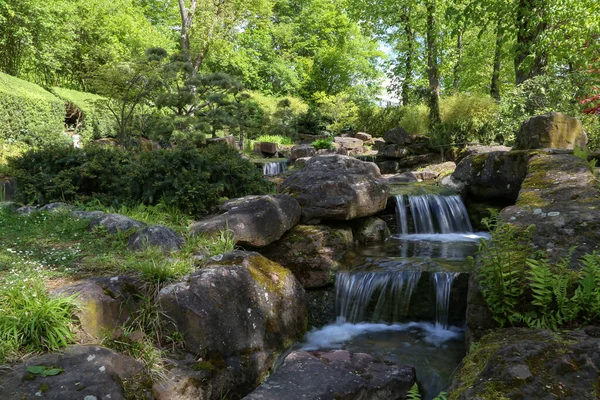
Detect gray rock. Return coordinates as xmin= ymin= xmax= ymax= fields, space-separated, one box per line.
xmin=294 ymin=157 xmax=311 ymax=168
xmin=52 ymin=276 xmax=144 ymax=340
xmin=39 ymin=202 xmax=73 ymax=212
xmin=71 ymin=210 xmax=105 ymax=220
xmin=260 ymin=225 xmax=354 ymax=288
xmin=244 ymin=350 xmax=415 ymax=400
xmin=352 ymin=217 xmax=390 ymax=244
xmin=190 ymin=194 xmax=301 ymax=248
xmin=257 ymin=142 xmax=278 ymax=155
xmin=381 ymin=144 xmax=409 ymax=158
xmin=89 ymin=213 xmax=146 ymax=234
xmin=450 ymin=328 xmax=600 ymax=400
xmin=355 ymin=132 xmax=372 ymax=142
xmin=158 ymin=251 xmax=307 ymax=397
xmin=514 ymin=112 xmax=587 ymax=150
xmin=16 ymin=205 xmax=37 ymax=215
xmin=0 ymin=346 xmax=148 ymax=400
xmin=387 ymin=172 xmax=418 ymax=183
xmin=334 ymin=136 xmax=364 ymax=150
xmin=372 ymin=137 xmax=386 ymax=151
xmin=279 ymin=155 xmax=389 ymax=223
xmin=290 ymin=144 xmax=316 ymax=162
xmin=383 ymin=127 xmax=411 ymax=145
xmin=128 ymin=225 xmax=185 ymax=252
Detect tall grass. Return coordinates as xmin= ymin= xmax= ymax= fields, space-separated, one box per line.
xmin=0 ymin=278 xmax=76 ymax=362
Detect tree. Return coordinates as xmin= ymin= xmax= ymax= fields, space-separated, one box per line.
xmin=425 ymin=0 xmax=441 ymax=125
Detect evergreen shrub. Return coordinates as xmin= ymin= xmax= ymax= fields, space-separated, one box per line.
xmin=9 ymin=144 xmax=273 ymax=217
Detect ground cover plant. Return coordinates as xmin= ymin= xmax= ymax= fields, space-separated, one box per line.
xmin=0 ymin=203 xmax=235 ymax=366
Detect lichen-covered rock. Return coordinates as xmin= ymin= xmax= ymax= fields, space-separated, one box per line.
xmin=128 ymin=225 xmax=185 ymax=252
xmin=386 ymin=172 xmax=418 ymax=183
xmin=355 ymin=132 xmax=372 ymax=142
xmin=260 ymin=225 xmax=354 ymax=288
xmin=514 ymin=112 xmax=587 ymax=150
xmin=383 ymin=127 xmax=411 ymax=145
xmin=71 ymin=210 xmax=105 ymax=219
xmin=290 ymin=144 xmax=316 ymax=162
xmin=89 ymin=213 xmax=146 ymax=234
xmin=16 ymin=205 xmax=37 ymax=215
xmin=500 ymin=153 xmax=600 ymax=265
xmin=465 ymin=274 xmax=498 ymax=348
xmin=352 ymin=217 xmax=390 ymax=244
xmin=279 ymin=155 xmax=389 ymax=223
xmin=244 ymin=350 xmax=415 ymax=400
xmin=52 ymin=276 xmax=143 ymax=340
xmin=381 ymin=144 xmax=410 ymax=158
xmin=372 ymin=137 xmax=386 ymax=151
xmin=158 ymin=251 xmax=307 ymax=397
xmin=0 ymin=346 xmax=149 ymax=400
xmin=39 ymin=202 xmax=73 ymax=213
xmin=449 ymin=328 xmax=600 ymax=400
xmin=190 ymin=194 xmax=301 ymax=248
xmin=441 ymin=151 xmax=530 ymax=201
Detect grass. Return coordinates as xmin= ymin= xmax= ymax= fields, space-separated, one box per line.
xmin=0 ymin=202 xmax=237 ymax=366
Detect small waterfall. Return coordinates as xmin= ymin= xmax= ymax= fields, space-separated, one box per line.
xmin=394 ymin=194 xmax=472 ymax=234
xmin=336 ymin=270 xmax=421 ymax=323
xmin=433 ymin=272 xmax=458 ymax=329
xmin=394 ymin=195 xmax=409 ymax=235
xmin=263 ymin=160 xmax=288 ymax=175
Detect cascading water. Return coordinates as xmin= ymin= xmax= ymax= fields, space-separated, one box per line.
xmin=433 ymin=272 xmax=458 ymax=329
xmin=263 ymin=160 xmax=288 ymax=175
xmin=394 ymin=194 xmax=473 ymax=234
xmin=336 ymin=269 xmax=421 ymax=323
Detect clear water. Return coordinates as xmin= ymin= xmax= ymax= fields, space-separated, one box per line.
xmin=263 ymin=160 xmax=288 ymax=175
xmin=299 ymin=322 xmax=465 ymax=400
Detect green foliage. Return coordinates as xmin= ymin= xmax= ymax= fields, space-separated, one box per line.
xmin=311 ymin=138 xmax=334 ymax=150
xmin=0 ymin=278 xmax=76 ymax=362
xmin=475 ymin=214 xmax=600 ymax=329
xmin=8 ymin=143 xmax=273 ymax=217
xmin=0 ymin=72 xmax=66 ymax=152
xmin=252 ymin=134 xmax=295 ymax=146
xmin=407 ymin=383 xmax=421 ymax=400
xmin=573 ymin=146 xmax=597 ymax=171
xmin=26 ymin=365 xmax=64 ymax=376
xmin=51 ymin=87 xmax=115 ymax=141
xmin=355 ymin=105 xmax=406 ymax=138
xmin=312 ymin=91 xmax=359 ymax=135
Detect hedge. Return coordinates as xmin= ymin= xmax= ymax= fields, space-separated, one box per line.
xmin=0 ymin=72 xmax=66 ymax=147
xmin=52 ymin=87 xmax=116 ymax=142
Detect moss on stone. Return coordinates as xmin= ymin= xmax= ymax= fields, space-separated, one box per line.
xmin=472 ymin=154 xmax=488 ymax=174
xmin=247 ymin=254 xmax=291 ymax=295
xmin=516 ymin=190 xmax=550 ymax=208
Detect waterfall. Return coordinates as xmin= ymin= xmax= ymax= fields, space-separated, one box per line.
xmin=263 ymin=160 xmax=288 ymax=175
xmin=433 ymin=272 xmax=458 ymax=329
xmin=394 ymin=195 xmax=409 ymax=235
xmin=394 ymin=194 xmax=472 ymax=234
xmin=336 ymin=270 xmax=421 ymax=323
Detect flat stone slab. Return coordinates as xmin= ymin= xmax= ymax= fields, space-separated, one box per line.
xmin=244 ymin=350 xmax=415 ymax=400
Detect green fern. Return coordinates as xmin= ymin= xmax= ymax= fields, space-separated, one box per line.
xmin=407 ymin=383 xmax=421 ymax=400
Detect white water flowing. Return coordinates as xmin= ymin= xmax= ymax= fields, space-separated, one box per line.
xmin=263 ymin=160 xmax=288 ymax=175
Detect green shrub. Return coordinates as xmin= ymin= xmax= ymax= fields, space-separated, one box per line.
xmin=398 ymin=103 xmax=430 ymax=137
xmin=0 ymin=72 xmax=66 ymax=148
xmin=0 ymin=278 xmax=76 ymax=362
xmin=251 ymin=134 xmax=295 ymax=147
xmin=51 ymin=87 xmax=116 ymax=141
xmin=9 ymin=143 xmax=274 ymax=217
xmin=311 ymin=138 xmax=334 ymax=150
xmin=355 ymin=105 xmax=406 ymax=138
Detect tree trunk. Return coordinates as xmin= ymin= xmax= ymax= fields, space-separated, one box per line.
xmin=426 ymin=0 xmax=441 ymax=125
xmin=453 ymin=30 xmax=463 ymax=93
xmin=400 ymin=8 xmax=414 ymax=106
xmin=514 ymin=0 xmax=548 ymax=84
xmin=490 ymin=19 xmax=503 ymax=100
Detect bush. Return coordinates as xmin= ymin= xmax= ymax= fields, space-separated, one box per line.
xmin=311 ymin=138 xmax=334 ymax=150
xmin=9 ymin=143 xmax=274 ymax=217
xmin=51 ymin=87 xmax=115 ymax=141
xmin=355 ymin=105 xmax=406 ymax=138
xmin=0 ymin=72 xmax=66 ymax=149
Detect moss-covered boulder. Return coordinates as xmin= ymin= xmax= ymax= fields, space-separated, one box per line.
xmin=158 ymin=251 xmax=307 ymax=398
xmin=259 ymin=224 xmax=354 ymax=288
xmin=352 ymin=217 xmax=390 ymax=244
xmin=441 ymin=151 xmax=530 ymax=201
xmin=190 ymin=194 xmax=301 ymax=248
xmin=449 ymin=328 xmax=600 ymax=400
xmin=279 ymin=155 xmax=389 ymax=223
xmin=514 ymin=112 xmax=587 ymax=150
xmin=128 ymin=225 xmax=185 ymax=252
xmin=501 ymin=153 xmax=600 ymax=264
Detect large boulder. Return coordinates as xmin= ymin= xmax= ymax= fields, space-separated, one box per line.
xmin=279 ymin=155 xmax=389 ymax=223
xmin=450 ymin=328 xmax=600 ymax=400
xmin=244 ymin=350 xmax=415 ymax=400
xmin=352 ymin=217 xmax=390 ymax=244
xmin=355 ymin=132 xmax=372 ymax=142
xmin=158 ymin=251 xmax=307 ymax=397
xmin=381 ymin=144 xmax=410 ymax=159
xmin=290 ymin=144 xmax=316 ymax=162
xmin=441 ymin=151 xmax=530 ymax=201
xmin=128 ymin=225 xmax=185 ymax=252
xmin=500 ymin=153 xmax=600 ymax=264
xmin=260 ymin=225 xmax=354 ymax=288
xmin=190 ymin=194 xmax=301 ymax=248
xmin=0 ymin=346 xmax=149 ymax=400
xmin=89 ymin=213 xmax=146 ymax=234
xmin=334 ymin=136 xmax=364 ymax=150
xmin=383 ymin=127 xmax=411 ymax=145
xmin=377 ymin=154 xmax=440 ymax=174
xmin=514 ymin=112 xmax=587 ymax=150
xmin=52 ymin=276 xmax=144 ymax=340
